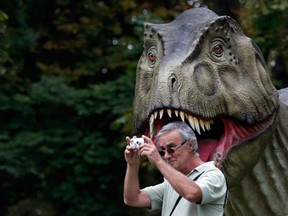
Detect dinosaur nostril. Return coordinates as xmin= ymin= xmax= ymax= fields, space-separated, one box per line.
xmin=171 ymin=77 xmax=176 ymax=88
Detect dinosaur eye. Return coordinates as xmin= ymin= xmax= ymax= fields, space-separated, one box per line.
xmin=147 ymin=47 xmax=157 ymax=67
xmin=213 ymin=44 xmax=223 ymax=55
xmin=210 ymin=40 xmax=226 ymax=62
xmin=148 ymin=52 xmax=156 ymax=62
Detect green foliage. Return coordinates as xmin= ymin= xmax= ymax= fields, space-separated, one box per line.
xmin=0 ymin=72 xmax=136 ymax=215
xmin=0 ymin=10 xmax=12 ymax=75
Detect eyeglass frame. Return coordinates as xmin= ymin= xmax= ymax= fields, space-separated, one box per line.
xmin=158 ymin=139 xmax=189 ymax=157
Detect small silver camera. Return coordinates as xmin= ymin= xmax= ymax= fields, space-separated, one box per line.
xmin=130 ymin=137 xmax=144 ymax=149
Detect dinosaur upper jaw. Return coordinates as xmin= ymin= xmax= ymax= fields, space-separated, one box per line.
xmin=137 ymin=108 xmax=275 ymax=163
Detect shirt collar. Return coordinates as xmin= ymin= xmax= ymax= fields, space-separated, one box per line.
xmin=187 ymin=161 xmax=214 ymax=176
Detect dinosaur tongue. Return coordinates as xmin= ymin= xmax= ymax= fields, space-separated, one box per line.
xmin=198 ymin=139 xmax=219 ymax=161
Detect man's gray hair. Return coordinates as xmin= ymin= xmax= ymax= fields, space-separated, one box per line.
xmin=155 ymin=121 xmax=198 ymax=153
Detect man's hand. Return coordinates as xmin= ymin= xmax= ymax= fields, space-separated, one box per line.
xmin=139 ymin=135 xmax=163 ymax=165
xmin=124 ymin=136 xmax=140 ymax=166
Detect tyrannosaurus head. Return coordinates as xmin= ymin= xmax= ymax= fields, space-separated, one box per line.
xmin=133 ymin=7 xmax=279 ymax=185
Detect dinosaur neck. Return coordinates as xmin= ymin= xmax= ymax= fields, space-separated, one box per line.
xmin=224 ymin=105 xmax=288 ymax=216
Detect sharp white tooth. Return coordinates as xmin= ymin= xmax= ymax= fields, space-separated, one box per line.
xmin=149 ymin=114 xmax=154 ymax=126
xmin=167 ymin=109 xmax=172 ymax=118
xmin=204 ymin=121 xmax=211 ymax=131
xmin=206 ymin=119 xmax=214 ymax=130
xmin=159 ymin=109 xmax=164 ymax=119
xmin=180 ymin=111 xmax=185 ymax=122
xmin=151 ymin=113 xmax=155 ymax=121
xmin=150 ymin=125 xmax=154 ymax=137
xmin=188 ymin=115 xmax=195 ymax=130
xmin=174 ymin=110 xmax=179 ymax=117
xmin=185 ymin=113 xmax=190 ymax=123
xmin=149 ymin=114 xmax=154 ymax=137
xmin=154 ymin=111 xmax=158 ymax=119
xmin=194 ymin=117 xmax=201 ymax=135
xmin=199 ymin=119 xmax=205 ymax=132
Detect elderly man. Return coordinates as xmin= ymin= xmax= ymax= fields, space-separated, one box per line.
xmin=124 ymin=121 xmax=227 ymax=216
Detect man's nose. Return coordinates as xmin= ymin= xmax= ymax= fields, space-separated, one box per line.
xmin=163 ymin=150 xmax=171 ymax=159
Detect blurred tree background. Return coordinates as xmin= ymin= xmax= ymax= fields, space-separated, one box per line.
xmin=0 ymin=0 xmax=287 ymax=215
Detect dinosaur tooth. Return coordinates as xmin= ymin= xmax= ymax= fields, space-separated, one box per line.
xmin=150 ymin=113 xmax=155 ymax=123
xmin=204 ymin=120 xmax=211 ymax=131
xmin=208 ymin=119 xmax=214 ymax=130
xmin=188 ymin=115 xmax=195 ymax=130
xmin=199 ymin=119 xmax=206 ymax=132
xmin=154 ymin=110 xmax=158 ymax=119
xmin=180 ymin=111 xmax=185 ymax=122
xmin=149 ymin=114 xmax=154 ymax=137
xmin=159 ymin=109 xmax=164 ymax=119
xmin=174 ymin=110 xmax=179 ymax=117
xmin=167 ymin=109 xmax=172 ymax=118
xmin=194 ymin=116 xmax=201 ymax=135
xmin=150 ymin=124 xmax=154 ymax=137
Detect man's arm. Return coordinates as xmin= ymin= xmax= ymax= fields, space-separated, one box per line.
xmin=154 ymin=159 xmax=202 ymax=203
xmin=123 ymin=137 xmax=151 ymax=207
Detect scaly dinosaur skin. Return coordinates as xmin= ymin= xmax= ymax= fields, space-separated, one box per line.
xmin=132 ymin=7 xmax=288 ymax=215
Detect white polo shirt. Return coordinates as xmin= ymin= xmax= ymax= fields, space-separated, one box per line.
xmin=142 ymin=161 xmax=227 ymax=216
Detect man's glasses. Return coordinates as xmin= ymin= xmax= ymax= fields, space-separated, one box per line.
xmin=158 ymin=139 xmax=188 ymax=157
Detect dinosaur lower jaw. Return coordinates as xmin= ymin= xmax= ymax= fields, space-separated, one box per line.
xmin=143 ymin=109 xmax=274 ymax=163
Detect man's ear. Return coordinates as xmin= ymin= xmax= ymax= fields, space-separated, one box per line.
xmin=187 ymin=139 xmax=194 ymax=152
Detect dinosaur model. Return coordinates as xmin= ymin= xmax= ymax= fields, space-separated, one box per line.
xmin=132 ymin=7 xmax=288 ymax=216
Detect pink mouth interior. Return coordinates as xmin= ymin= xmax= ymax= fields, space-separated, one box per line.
xmin=144 ymin=120 xmax=220 ymax=161
xmin=144 ymin=116 xmax=273 ymax=163
xmin=198 ymin=139 xmax=219 ymax=161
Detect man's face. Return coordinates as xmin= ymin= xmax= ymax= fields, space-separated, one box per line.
xmin=158 ymin=129 xmax=190 ymax=173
